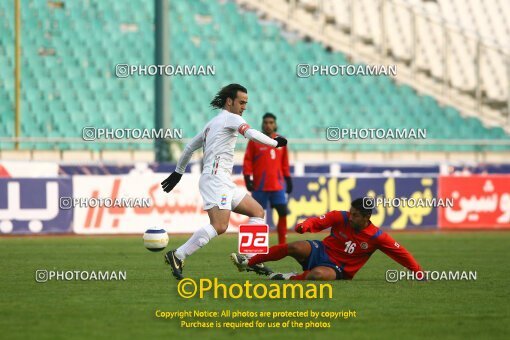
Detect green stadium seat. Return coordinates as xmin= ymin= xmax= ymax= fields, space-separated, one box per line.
xmin=0 ymin=0 xmax=507 ymax=151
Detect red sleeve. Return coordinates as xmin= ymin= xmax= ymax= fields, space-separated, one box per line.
xmin=302 ymin=210 xmax=345 ymax=233
xmin=243 ymin=141 xmax=254 ymax=175
xmin=281 ymin=145 xmax=290 ymax=177
xmin=377 ymin=232 xmax=422 ymax=272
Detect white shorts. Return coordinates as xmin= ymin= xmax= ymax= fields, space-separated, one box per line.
xmin=199 ymin=173 xmax=247 ymax=211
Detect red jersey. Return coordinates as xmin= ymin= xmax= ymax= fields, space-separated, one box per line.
xmin=243 ymin=133 xmax=290 ymax=191
xmin=300 ymin=211 xmax=423 ymax=279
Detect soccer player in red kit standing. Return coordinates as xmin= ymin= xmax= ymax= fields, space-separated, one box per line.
xmin=243 ymin=113 xmax=292 ymax=244
xmin=231 ymin=198 xmax=423 ymax=280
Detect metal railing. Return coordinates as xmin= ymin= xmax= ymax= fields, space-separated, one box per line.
xmin=237 ymin=0 xmax=510 ymax=129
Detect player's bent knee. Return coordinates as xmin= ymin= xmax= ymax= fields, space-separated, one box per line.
xmin=307 ymin=269 xmax=335 ymax=281
xmin=287 ymin=242 xmax=302 ymax=255
xmin=306 ymin=272 xmax=325 ymax=280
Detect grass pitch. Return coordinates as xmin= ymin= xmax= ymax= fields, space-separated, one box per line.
xmin=1 ymin=231 xmax=509 ymax=340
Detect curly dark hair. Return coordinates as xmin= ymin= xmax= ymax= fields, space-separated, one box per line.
xmin=210 ymin=84 xmax=247 ymax=109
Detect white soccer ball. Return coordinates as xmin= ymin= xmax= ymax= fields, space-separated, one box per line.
xmin=143 ymin=228 xmax=169 ymax=252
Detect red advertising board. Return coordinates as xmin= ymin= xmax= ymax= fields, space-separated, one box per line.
xmin=438 ymin=175 xmax=510 ymax=229
xmin=238 ymin=224 xmax=269 ymax=254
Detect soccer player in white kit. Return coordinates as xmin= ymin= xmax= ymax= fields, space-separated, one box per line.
xmin=161 ymin=84 xmax=288 ymax=280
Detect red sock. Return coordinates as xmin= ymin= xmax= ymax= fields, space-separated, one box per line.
xmin=248 ymin=243 xmax=288 ymax=266
xmin=290 ymin=271 xmax=310 ymax=280
xmin=277 ymin=215 xmax=287 ymax=245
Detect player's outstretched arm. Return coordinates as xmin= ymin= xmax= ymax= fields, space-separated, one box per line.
xmin=295 ymin=211 xmax=344 ymax=233
xmin=227 ymin=114 xmax=287 ymax=148
xmin=377 ymin=232 xmax=423 ymax=273
xmin=244 ymin=128 xmax=287 ymax=148
xmin=161 ymin=132 xmax=203 ymax=193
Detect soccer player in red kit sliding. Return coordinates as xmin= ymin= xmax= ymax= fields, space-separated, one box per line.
xmin=231 ymin=198 xmax=423 ymax=280
xmin=243 ymin=113 xmax=292 ymax=244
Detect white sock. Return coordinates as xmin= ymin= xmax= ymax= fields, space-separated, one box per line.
xmin=244 ymin=217 xmax=266 ymax=259
xmin=175 ymin=224 xmax=217 ymax=260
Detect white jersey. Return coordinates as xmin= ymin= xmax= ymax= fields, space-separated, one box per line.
xmin=175 ymin=109 xmax=251 ymax=175
xmin=174 ymin=108 xmax=280 ymax=210
xmin=201 ymin=110 xmax=250 ymax=174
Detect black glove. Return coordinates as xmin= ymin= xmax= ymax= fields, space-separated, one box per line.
xmin=274 ymin=136 xmax=287 ymax=148
xmin=244 ymin=175 xmax=254 ymax=192
xmin=284 ymin=176 xmax=293 ymax=194
xmin=161 ymin=172 xmax=182 ymax=193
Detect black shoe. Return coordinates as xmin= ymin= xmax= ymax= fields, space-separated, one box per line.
xmin=164 ymin=250 xmax=184 ymax=280
xmin=247 ymin=262 xmax=274 ymax=276
xmin=230 ymin=253 xmax=249 ymax=272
